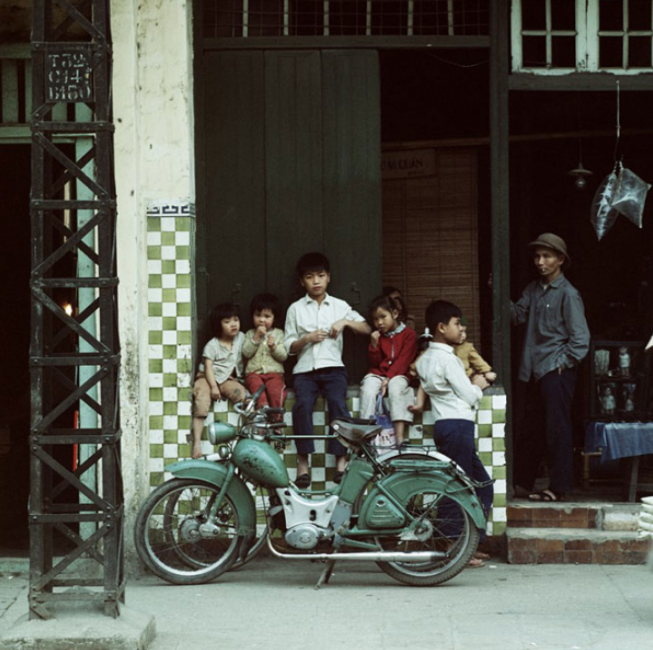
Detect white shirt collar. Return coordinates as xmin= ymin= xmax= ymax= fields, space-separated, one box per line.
xmin=304 ymin=292 xmax=332 ymax=306
xmin=429 ymin=341 xmax=455 ymax=354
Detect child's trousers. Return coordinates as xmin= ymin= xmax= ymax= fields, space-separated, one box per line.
xmin=291 ymin=367 xmax=349 ymax=457
xmin=359 ymin=374 xmax=414 ymax=422
xmin=244 ymin=372 xmax=287 ymax=410
xmin=433 ymin=418 xmax=493 ymax=543
xmin=192 ymin=373 xmax=246 ymax=417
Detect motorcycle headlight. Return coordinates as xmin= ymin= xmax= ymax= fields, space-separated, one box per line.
xmin=208 ymin=421 xmax=237 ymax=445
xmin=217 ymin=444 xmax=231 ymax=459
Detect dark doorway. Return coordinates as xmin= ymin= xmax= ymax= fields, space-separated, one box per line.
xmin=0 ymin=144 xmax=31 ymax=555
xmin=509 ymin=90 xmax=653 ymax=496
xmin=379 ymin=48 xmax=493 ymax=351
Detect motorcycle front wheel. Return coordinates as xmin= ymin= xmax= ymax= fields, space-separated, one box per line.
xmin=134 ymin=478 xmax=242 ymax=585
xmin=374 ymin=489 xmax=480 ymax=587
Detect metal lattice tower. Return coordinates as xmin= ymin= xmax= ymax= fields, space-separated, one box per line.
xmin=30 ymin=0 xmax=123 ymax=619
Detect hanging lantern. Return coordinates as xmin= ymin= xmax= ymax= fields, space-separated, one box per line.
xmin=568 ymin=162 xmax=593 ymax=190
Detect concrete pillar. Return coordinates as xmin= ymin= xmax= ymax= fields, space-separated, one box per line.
xmin=111 ymin=0 xmax=195 ymax=571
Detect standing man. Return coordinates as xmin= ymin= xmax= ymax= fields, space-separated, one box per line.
xmin=512 ymin=233 xmax=590 ymax=502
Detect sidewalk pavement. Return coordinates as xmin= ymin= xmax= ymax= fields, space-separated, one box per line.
xmin=2 ymin=557 xmax=652 ymax=650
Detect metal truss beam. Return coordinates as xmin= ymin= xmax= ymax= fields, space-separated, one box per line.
xmin=30 ymin=0 xmax=123 ymax=619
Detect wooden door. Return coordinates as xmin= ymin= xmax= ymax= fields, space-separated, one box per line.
xmin=200 ymin=49 xmax=381 ymax=380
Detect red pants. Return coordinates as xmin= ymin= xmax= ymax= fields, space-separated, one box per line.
xmin=244 ymin=372 xmax=287 ymax=411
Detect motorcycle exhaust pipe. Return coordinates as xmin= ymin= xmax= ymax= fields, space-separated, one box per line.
xmin=266 ymin=537 xmax=446 ymax=563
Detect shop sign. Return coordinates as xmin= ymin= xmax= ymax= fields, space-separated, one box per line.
xmin=381 ymin=149 xmax=436 ymax=179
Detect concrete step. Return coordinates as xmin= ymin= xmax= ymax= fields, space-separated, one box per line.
xmin=507 ymin=502 xmax=641 ymax=532
xmin=506 ymin=527 xmax=650 ymax=565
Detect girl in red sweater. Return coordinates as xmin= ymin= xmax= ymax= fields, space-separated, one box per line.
xmin=359 ymin=295 xmax=418 ymax=444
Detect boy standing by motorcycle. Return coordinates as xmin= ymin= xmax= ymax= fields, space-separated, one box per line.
xmin=284 ymin=252 xmax=371 ymax=488
xmin=409 ymin=299 xmax=493 ymax=566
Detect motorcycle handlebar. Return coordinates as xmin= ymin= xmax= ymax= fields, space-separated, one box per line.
xmin=262 ymin=407 xmax=285 ymax=415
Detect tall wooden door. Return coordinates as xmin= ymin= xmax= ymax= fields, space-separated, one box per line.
xmin=200 ymin=49 xmax=381 ymax=380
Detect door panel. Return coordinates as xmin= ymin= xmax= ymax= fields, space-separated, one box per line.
xmin=322 ymin=50 xmax=382 ymax=379
xmin=203 ymin=51 xmax=266 ymax=314
xmin=265 ymin=51 xmax=323 ymax=308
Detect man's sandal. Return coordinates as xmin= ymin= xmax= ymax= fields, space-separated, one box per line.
xmin=527 ymin=489 xmax=564 ymax=502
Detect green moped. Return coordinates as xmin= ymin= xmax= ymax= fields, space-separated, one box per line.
xmin=134 ymin=385 xmax=490 ymax=587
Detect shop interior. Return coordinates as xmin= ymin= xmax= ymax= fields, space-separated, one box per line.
xmin=379 ymin=49 xmax=653 ymax=499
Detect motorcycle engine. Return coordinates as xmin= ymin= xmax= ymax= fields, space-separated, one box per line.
xmin=285 ymin=524 xmax=323 ymax=550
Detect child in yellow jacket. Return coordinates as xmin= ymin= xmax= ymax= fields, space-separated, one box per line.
xmin=455 ymin=322 xmax=497 ymax=383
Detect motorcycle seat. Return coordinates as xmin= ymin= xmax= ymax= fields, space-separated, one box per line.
xmin=331 ymin=420 xmax=381 ymax=447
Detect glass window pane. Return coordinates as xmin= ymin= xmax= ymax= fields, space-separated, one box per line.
xmin=628 ymin=0 xmax=653 ymax=31
xmin=551 ymin=0 xmax=576 ymax=30
xmin=371 ymin=1 xmax=410 ymax=36
xmin=552 ymin=35 xmax=576 ymax=66
xmin=413 ymin=0 xmax=448 ymax=36
xmin=291 ymin=0 xmax=324 ymax=36
xmin=629 ymin=35 xmax=652 ymax=66
xmin=329 ymin=1 xmax=368 ymax=36
xmin=600 ymin=0 xmax=624 ymax=32
xmin=522 ymin=35 xmax=548 ymax=66
xmin=522 ymin=0 xmax=547 ymax=31
xmin=599 ymin=36 xmax=624 ymax=66
xmin=248 ymin=0 xmax=284 ymax=37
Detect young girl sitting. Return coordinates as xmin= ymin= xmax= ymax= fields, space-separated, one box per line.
xmin=191 ymin=303 xmax=246 ymax=459
xmin=359 ymin=295 xmax=418 ymax=445
xmin=242 ymin=293 xmax=288 ymax=413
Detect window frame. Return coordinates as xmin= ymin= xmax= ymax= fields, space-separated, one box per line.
xmin=511 ymin=0 xmax=653 ymax=74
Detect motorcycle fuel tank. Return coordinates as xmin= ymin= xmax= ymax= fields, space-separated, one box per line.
xmin=232 ymin=438 xmax=290 ymax=488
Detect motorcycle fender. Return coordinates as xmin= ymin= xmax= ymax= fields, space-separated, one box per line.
xmin=166 ymin=459 xmax=257 ymax=536
xmin=359 ymin=471 xmax=487 ymax=531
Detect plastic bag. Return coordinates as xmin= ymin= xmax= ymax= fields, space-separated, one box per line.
xmin=372 ymin=394 xmax=396 ymax=449
xmin=591 ymin=167 xmax=620 ymax=241
xmin=612 ymin=166 xmax=651 ymax=229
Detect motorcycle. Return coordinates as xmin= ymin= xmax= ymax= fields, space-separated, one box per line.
xmin=134 ymin=385 xmax=490 ymax=587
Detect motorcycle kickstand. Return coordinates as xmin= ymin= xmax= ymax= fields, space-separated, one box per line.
xmin=315 ymin=560 xmax=336 ymax=590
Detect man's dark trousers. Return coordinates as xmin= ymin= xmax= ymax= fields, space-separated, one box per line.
xmin=514 ymin=368 xmax=577 ymax=494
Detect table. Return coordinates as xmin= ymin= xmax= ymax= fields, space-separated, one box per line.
xmin=585 ymin=422 xmax=653 ymax=501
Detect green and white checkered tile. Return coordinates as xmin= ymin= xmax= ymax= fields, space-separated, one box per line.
xmin=150 ymin=387 xmax=507 ymax=536
xmin=146 ymin=201 xmax=196 ymax=486
xmin=143 ymin=200 xmax=506 ymax=534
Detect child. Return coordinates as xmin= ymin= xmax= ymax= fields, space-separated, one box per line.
xmin=191 ymin=303 xmax=246 ymax=459
xmin=284 ymin=252 xmax=371 ymax=488
xmin=409 ymin=300 xmax=493 ymax=566
xmin=383 ymin=285 xmax=415 ymax=330
xmin=242 ymin=293 xmax=288 ymax=413
xmin=455 ymin=321 xmax=497 ymax=384
xmin=359 ymin=295 xmax=417 ymax=445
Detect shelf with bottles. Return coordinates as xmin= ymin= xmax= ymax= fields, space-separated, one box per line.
xmin=589 ymin=340 xmax=651 ymax=421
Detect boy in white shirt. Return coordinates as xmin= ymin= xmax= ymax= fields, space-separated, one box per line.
xmin=410 ymin=300 xmax=493 ymax=565
xmin=284 ymin=252 xmax=371 ymax=488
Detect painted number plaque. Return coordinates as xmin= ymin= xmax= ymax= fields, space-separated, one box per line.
xmin=46 ymin=50 xmax=93 ymax=102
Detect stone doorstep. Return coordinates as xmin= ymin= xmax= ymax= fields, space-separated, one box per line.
xmin=506 ymin=527 xmax=651 ymax=565
xmin=507 ymin=502 xmax=642 ymax=532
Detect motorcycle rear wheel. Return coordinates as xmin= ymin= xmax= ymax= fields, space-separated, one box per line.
xmin=375 ymin=489 xmax=480 ymax=587
xmin=135 ymin=478 xmax=242 ymax=585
